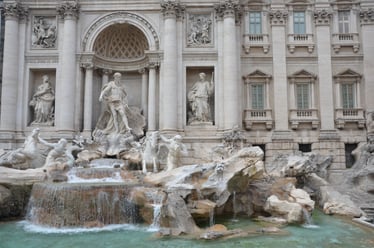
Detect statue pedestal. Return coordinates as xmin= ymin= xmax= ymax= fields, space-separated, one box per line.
xmin=188 ymin=121 xmax=213 ymax=127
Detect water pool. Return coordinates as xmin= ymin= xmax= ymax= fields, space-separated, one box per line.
xmin=0 ymin=211 xmax=372 ymax=248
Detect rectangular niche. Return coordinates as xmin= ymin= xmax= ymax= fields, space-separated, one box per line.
xmin=186 ymin=67 xmax=215 ymax=126
xmin=186 ymin=12 xmax=214 ymax=48
xmin=31 ymin=16 xmax=57 ymax=49
xmin=28 ymin=69 xmax=56 ymax=126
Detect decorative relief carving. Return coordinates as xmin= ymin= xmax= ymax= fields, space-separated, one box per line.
xmin=314 ymin=9 xmax=332 ymax=25
xmin=3 ymin=2 xmax=28 ymax=20
xmin=360 ymin=8 xmax=374 ymax=25
xmin=161 ymin=0 xmax=185 ymax=19
xmin=187 ymin=13 xmax=213 ymax=47
xmin=57 ymin=1 xmax=80 ymax=19
xmin=269 ymin=9 xmax=288 ymax=25
xmin=32 ymin=16 xmax=57 ymax=49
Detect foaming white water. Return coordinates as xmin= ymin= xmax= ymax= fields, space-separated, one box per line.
xmin=67 ymin=171 xmax=124 ymax=183
xmin=18 ymin=221 xmax=155 ymax=234
xmin=302 ymin=224 xmax=320 ymax=229
xmin=148 ymin=204 xmax=162 ymax=231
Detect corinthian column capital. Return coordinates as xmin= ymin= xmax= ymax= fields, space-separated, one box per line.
xmin=3 ymin=2 xmax=28 ymax=21
xmin=314 ymin=9 xmax=333 ymax=26
xmin=269 ymin=9 xmax=288 ymax=26
xmin=360 ymin=8 xmax=374 ymax=25
xmin=160 ymin=0 xmax=185 ymax=20
xmin=57 ymin=1 xmax=80 ymax=20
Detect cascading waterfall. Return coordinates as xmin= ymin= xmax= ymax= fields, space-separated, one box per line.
xmin=302 ymin=208 xmax=318 ymax=228
xmin=232 ymin=191 xmax=238 ymax=222
xmin=26 ymin=183 xmax=138 ymax=227
xmin=209 ymin=208 xmax=215 ymax=227
xmin=149 ymin=194 xmax=164 ymax=230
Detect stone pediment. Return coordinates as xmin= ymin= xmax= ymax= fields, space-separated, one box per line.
xmin=289 ymin=69 xmax=316 ymax=79
xmin=244 ymin=70 xmax=272 ymax=79
xmin=334 ymin=69 xmax=361 ymax=79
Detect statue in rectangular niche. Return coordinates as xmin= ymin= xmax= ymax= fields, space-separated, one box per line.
xmin=187 ymin=14 xmax=212 ymax=47
xmin=29 ymin=75 xmax=55 ymax=126
xmin=32 ymin=16 xmax=57 ymax=49
xmin=187 ymin=72 xmax=214 ymax=125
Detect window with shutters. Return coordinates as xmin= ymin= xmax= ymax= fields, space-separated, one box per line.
xmin=341 ymin=83 xmax=355 ymax=109
xmin=251 ymin=84 xmax=264 ymax=110
xmin=296 ymin=83 xmax=309 ymax=110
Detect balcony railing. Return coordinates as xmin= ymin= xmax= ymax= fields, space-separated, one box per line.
xmin=335 ymin=108 xmax=365 ymax=129
xmin=332 ymin=33 xmax=360 ymax=53
xmin=287 ymin=33 xmax=314 ymax=53
xmin=242 ymin=34 xmax=270 ymax=54
xmin=243 ymin=109 xmax=273 ymax=130
xmin=289 ymin=109 xmax=319 ymax=129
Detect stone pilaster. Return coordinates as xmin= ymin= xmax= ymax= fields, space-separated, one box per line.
xmin=269 ymin=9 xmax=289 ymax=131
xmin=314 ymin=9 xmax=335 ymax=131
xmin=82 ymin=63 xmax=93 ymax=132
xmin=360 ymin=9 xmax=374 ymax=114
xmin=148 ymin=63 xmax=158 ymax=131
xmin=215 ymin=7 xmax=224 ymax=130
xmin=216 ymin=0 xmax=241 ymax=130
xmin=0 ymin=2 xmax=27 ymax=131
xmin=55 ymin=1 xmax=79 ymax=132
xmin=160 ymin=1 xmax=184 ymax=131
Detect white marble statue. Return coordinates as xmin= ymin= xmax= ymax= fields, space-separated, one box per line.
xmin=94 ymin=72 xmax=145 ymax=138
xmin=366 ymin=111 xmax=374 ymax=134
xmin=38 ymin=136 xmax=81 ymax=168
xmin=0 ymin=128 xmax=41 ymax=169
xmin=160 ymin=134 xmax=187 ymax=171
xmin=142 ymin=131 xmax=159 ymax=173
xmin=187 ymin=72 xmax=214 ymax=124
xmin=29 ymin=75 xmax=55 ymax=125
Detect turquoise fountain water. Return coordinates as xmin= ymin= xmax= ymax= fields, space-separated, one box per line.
xmin=0 ymin=210 xmax=373 ymax=248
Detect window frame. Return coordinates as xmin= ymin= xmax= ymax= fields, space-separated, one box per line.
xmin=249 ymin=11 xmax=262 ymax=35
xmin=293 ymin=11 xmax=306 ymax=34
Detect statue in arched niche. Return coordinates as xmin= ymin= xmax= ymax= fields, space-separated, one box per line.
xmin=29 ymin=75 xmax=55 ymax=126
xmin=187 ymin=72 xmax=214 ymax=124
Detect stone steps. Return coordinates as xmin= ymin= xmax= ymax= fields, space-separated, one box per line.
xmin=361 ymin=207 xmax=374 ymax=218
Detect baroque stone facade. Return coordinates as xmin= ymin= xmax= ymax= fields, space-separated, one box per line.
xmin=0 ymin=0 xmax=374 ymax=184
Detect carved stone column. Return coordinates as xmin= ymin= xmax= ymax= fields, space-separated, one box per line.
xmin=216 ymin=0 xmax=240 ymax=130
xmin=0 ymin=2 xmax=27 ymax=131
xmin=56 ymin=1 xmax=79 ymax=132
xmin=82 ymin=63 xmax=93 ymax=132
xmin=215 ymin=8 xmax=224 ymax=130
xmin=101 ymin=69 xmax=110 ymax=89
xmin=139 ymin=68 xmax=148 ymax=120
xmin=160 ymin=1 xmax=183 ymax=131
xmin=314 ymin=9 xmax=335 ymax=130
xmin=148 ymin=63 xmax=158 ymax=131
xmin=360 ymin=8 xmax=374 ymax=114
xmin=269 ymin=9 xmax=289 ymax=131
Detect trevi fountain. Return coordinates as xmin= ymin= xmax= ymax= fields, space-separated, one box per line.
xmin=0 ymin=0 xmax=373 ymax=247
xmin=0 ymin=69 xmax=373 ymax=247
